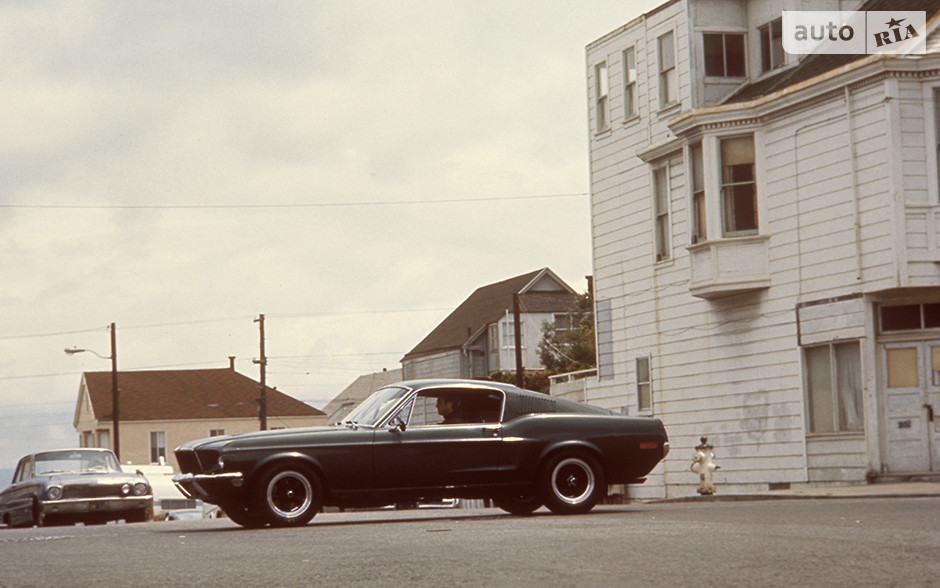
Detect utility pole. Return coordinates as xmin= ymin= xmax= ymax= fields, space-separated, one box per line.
xmin=110 ymin=323 xmax=119 ymax=461
xmin=513 ymin=293 xmax=523 ymax=387
xmin=253 ymin=314 xmax=267 ymax=430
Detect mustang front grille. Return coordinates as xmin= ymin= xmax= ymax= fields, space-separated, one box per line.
xmin=176 ymin=450 xmax=201 ymax=474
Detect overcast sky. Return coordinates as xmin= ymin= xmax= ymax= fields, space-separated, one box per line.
xmin=0 ymin=1 xmax=659 ymax=470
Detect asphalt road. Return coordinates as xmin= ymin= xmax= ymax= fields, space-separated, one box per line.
xmin=0 ymin=498 xmax=936 ymax=587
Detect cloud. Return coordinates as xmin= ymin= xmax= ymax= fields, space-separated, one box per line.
xmin=0 ymin=0 xmax=653 ymax=468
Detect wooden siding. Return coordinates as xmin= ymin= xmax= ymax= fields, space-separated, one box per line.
xmin=402 ymin=350 xmax=463 ymax=380
xmin=586 ymin=4 xmax=940 ymax=496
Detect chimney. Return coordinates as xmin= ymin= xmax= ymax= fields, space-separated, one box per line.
xmin=228 ymin=356 xmax=236 ymax=370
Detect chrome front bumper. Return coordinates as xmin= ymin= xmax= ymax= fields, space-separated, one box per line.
xmin=173 ymin=472 xmax=244 ymax=502
xmin=42 ymin=495 xmax=152 ymax=515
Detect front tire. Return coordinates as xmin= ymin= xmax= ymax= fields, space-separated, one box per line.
xmin=220 ymin=503 xmax=265 ymax=528
xmin=493 ymin=493 xmax=542 ymax=516
xmin=538 ymin=452 xmax=606 ymax=515
xmin=254 ymin=466 xmax=321 ymax=527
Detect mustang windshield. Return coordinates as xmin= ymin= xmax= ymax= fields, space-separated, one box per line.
xmin=343 ymin=386 xmax=411 ymax=427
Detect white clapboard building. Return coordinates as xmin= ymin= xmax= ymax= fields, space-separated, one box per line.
xmin=583 ymin=0 xmax=940 ymax=498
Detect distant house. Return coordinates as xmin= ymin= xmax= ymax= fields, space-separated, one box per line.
xmin=401 ymin=268 xmax=581 ymax=380
xmin=321 ymin=368 xmax=403 ymax=424
xmin=73 ymin=365 xmax=326 ymax=472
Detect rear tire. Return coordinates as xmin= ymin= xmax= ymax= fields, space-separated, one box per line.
xmin=254 ymin=465 xmax=321 ymax=527
xmin=538 ymin=451 xmax=606 ymax=515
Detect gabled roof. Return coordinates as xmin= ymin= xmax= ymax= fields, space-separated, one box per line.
xmin=402 ymin=268 xmax=579 ymax=360
xmin=77 ymin=368 xmax=323 ymax=423
xmin=727 ymin=0 xmax=940 ymax=104
xmin=321 ymin=368 xmax=403 ymax=423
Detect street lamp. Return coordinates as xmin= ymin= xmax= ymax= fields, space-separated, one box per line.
xmin=65 ymin=322 xmax=119 ymax=461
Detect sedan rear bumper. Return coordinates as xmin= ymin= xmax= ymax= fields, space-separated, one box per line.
xmin=173 ymin=472 xmax=244 ymax=503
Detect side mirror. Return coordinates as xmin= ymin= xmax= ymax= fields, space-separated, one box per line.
xmin=388 ymin=418 xmax=406 ymax=433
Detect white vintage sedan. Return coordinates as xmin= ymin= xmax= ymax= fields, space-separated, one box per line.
xmin=0 ymin=448 xmax=153 ymax=527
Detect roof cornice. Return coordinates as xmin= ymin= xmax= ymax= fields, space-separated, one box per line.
xmin=669 ymin=54 xmax=940 ymax=137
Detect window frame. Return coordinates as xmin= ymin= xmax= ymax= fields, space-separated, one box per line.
xmin=719 ymin=134 xmax=758 ymax=237
xmin=703 ymin=32 xmax=746 ymax=77
xmin=623 ymin=46 xmax=638 ymax=119
xmin=636 ymin=356 xmax=652 ymax=412
xmin=759 ymin=18 xmax=784 ymax=73
xmin=689 ymin=142 xmax=706 ymax=243
xmin=595 ymin=61 xmax=610 ymax=133
xmin=149 ymin=431 xmax=167 ymax=464
xmin=653 ymin=164 xmax=671 ymax=261
xmin=658 ymin=31 xmax=677 ymax=108
xmin=805 ymin=341 xmax=863 ymax=434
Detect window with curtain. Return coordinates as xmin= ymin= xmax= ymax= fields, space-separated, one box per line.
xmin=658 ymin=31 xmax=677 ymax=107
xmin=653 ymin=165 xmax=671 ymax=260
xmin=623 ymin=46 xmax=637 ymax=118
xmin=720 ymin=135 xmax=758 ymax=235
xmin=595 ymin=61 xmax=609 ymax=132
xmin=759 ymin=18 xmax=784 ymax=73
xmin=690 ymin=142 xmax=706 ymax=243
xmin=150 ymin=431 xmax=167 ymax=463
xmin=806 ymin=341 xmax=862 ymax=433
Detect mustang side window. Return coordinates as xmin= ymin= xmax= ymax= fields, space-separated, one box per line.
xmin=402 ymin=391 xmax=503 ymax=426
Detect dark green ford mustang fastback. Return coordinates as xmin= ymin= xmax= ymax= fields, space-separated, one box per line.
xmin=174 ymin=379 xmax=669 ymax=528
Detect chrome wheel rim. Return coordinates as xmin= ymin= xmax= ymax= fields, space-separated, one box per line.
xmin=266 ymin=471 xmax=313 ymax=519
xmin=551 ymin=457 xmax=595 ymax=505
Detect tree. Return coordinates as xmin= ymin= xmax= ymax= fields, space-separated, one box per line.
xmin=537 ymin=291 xmax=596 ymax=374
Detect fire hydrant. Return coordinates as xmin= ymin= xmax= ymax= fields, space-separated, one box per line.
xmin=690 ymin=436 xmax=719 ymax=495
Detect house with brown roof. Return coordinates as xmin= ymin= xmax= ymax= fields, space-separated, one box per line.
xmin=401 ymin=268 xmax=582 ymax=380
xmin=73 ymin=364 xmax=326 ymax=471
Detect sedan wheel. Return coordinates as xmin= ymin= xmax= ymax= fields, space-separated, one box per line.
xmin=31 ymin=499 xmax=44 ymax=528
xmin=539 ymin=452 xmax=606 ymax=515
xmin=255 ymin=466 xmax=321 ymax=527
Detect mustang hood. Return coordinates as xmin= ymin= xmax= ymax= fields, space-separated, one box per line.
xmin=176 ymin=425 xmax=353 ymax=452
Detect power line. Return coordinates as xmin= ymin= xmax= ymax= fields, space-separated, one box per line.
xmin=0 ymin=193 xmax=588 ymax=211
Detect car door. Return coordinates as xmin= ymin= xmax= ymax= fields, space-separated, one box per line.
xmin=372 ymin=388 xmax=504 ymax=491
xmin=0 ymin=456 xmax=37 ymax=524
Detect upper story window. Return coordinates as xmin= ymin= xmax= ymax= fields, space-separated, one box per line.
xmin=690 ymin=142 xmax=706 ymax=243
xmin=623 ymin=46 xmax=637 ymax=118
xmin=653 ymin=165 xmax=671 ymax=261
xmin=636 ymin=356 xmax=652 ymax=412
xmin=759 ymin=18 xmax=784 ymax=73
xmin=595 ymin=61 xmax=609 ymax=132
xmin=720 ymin=135 xmax=758 ymax=236
xmin=658 ymin=31 xmax=677 ymax=107
xmin=502 ymin=319 xmax=526 ymax=349
xmin=704 ymin=33 xmax=746 ymax=77
xmin=934 ymin=89 xmax=940 ymax=201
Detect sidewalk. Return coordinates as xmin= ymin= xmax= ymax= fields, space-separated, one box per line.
xmin=652 ymin=481 xmax=940 ymax=503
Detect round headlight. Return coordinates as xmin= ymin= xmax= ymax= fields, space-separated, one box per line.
xmin=121 ymin=483 xmax=131 ymax=495
xmin=46 ymin=486 xmax=62 ymax=501
xmin=133 ymin=482 xmax=149 ymax=496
